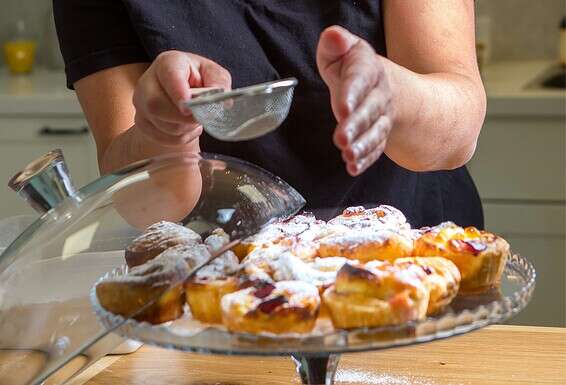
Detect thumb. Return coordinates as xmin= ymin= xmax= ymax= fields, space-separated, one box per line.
xmin=316 ymin=25 xmax=360 ymax=88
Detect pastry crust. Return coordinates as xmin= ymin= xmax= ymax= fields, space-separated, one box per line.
xmin=124 ymin=221 xmax=201 ymax=268
xmin=328 ymin=205 xmax=409 ymax=232
xmin=221 ymin=281 xmax=320 ymax=334
xmin=318 ymin=229 xmax=413 ymax=262
xmin=413 ymin=222 xmax=509 ymax=293
xmin=395 ymin=257 xmax=461 ymax=315
xmin=323 ymin=261 xmax=429 ymax=329
xmin=184 ymin=230 xmax=242 ymax=323
xmin=96 ymin=253 xmax=189 ymax=324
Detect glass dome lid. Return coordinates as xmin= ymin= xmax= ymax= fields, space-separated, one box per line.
xmin=0 ymin=150 xmax=305 ymax=385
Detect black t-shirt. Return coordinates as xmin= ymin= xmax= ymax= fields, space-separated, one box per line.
xmin=54 ymin=0 xmax=483 ymax=228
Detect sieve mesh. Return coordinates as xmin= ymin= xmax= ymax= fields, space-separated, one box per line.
xmin=185 ymin=78 xmax=297 ymax=142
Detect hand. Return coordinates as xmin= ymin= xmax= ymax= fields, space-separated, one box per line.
xmin=317 ymin=26 xmax=394 ymax=176
xmin=133 ymin=50 xmax=232 ymax=146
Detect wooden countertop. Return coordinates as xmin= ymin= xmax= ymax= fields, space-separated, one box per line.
xmin=68 ymin=325 xmax=564 ymax=385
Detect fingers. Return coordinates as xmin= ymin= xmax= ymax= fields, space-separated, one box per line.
xmin=334 ymin=87 xmax=389 ymax=150
xmin=133 ymin=50 xmax=232 ymax=146
xmin=346 ymin=137 xmax=388 ymax=176
xmin=317 ymin=26 xmax=360 ymax=89
xmin=154 ymin=51 xmax=197 ymax=108
xmin=198 ymin=56 xmax=232 ymax=91
xmin=317 ymin=26 xmax=379 ymax=121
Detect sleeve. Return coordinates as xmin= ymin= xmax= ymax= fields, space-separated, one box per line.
xmin=53 ymin=0 xmax=150 ymax=89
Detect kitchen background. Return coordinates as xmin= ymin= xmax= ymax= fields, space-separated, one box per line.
xmin=0 ymin=1 xmax=564 ymax=327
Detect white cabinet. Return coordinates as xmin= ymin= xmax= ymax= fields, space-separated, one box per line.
xmin=0 ymin=117 xmax=98 ymax=217
xmin=468 ymin=114 xmax=566 ymax=327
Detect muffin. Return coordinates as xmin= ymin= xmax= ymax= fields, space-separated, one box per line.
xmin=395 ymin=257 xmax=461 ymax=315
xmin=96 ymin=252 xmax=190 ymax=324
xmin=318 ymin=228 xmax=414 ymax=262
xmin=221 ymin=281 xmax=320 ymax=335
xmin=184 ymin=229 xmax=241 ymax=323
xmin=323 ymin=261 xmax=430 ymax=329
xmin=413 ymin=222 xmax=509 ymax=293
xmin=124 ymin=221 xmax=201 ymax=268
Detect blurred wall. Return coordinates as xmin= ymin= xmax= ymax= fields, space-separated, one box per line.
xmin=477 ymin=0 xmax=564 ymax=61
xmin=0 ymin=0 xmax=564 ymax=68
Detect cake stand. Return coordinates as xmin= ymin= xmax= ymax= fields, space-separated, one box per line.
xmin=92 ymin=253 xmax=535 ymax=385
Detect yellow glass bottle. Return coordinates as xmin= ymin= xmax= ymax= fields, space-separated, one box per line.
xmin=3 ymin=40 xmax=37 ymax=74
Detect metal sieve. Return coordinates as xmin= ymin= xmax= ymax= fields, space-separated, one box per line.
xmin=183 ymin=78 xmax=298 ymax=141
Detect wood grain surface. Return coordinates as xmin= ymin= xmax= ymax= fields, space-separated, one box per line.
xmin=49 ymin=325 xmax=566 ymax=385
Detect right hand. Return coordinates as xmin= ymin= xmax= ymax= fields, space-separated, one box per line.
xmin=133 ymin=50 xmax=232 ymax=146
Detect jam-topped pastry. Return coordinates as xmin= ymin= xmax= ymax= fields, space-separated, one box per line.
xmin=184 ymin=230 xmax=241 ymax=323
xmin=318 ymin=228 xmax=413 ymax=262
xmin=125 ymin=221 xmax=202 ymax=268
xmin=221 ymin=280 xmax=320 ymax=335
xmin=323 ymin=260 xmax=430 ymax=329
xmin=96 ymin=252 xmax=190 ymax=324
xmin=233 ymin=213 xmax=316 ymax=258
xmin=413 ymin=222 xmax=509 ymax=293
xmin=395 ymin=257 xmax=461 ymax=315
xmin=328 ymin=205 xmax=410 ymax=232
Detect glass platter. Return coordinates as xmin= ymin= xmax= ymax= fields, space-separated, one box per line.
xmin=91 ymin=253 xmax=535 ymax=384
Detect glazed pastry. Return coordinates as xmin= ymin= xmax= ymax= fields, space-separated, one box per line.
xmin=125 ymin=221 xmax=201 ymax=268
xmin=96 ymin=253 xmax=190 ymax=324
xmin=184 ymin=229 xmax=241 ymax=323
xmin=395 ymin=257 xmax=461 ymax=315
xmin=318 ymin=228 xmax=413 ymax=262
xmin=323 ymin=260 xmax=430 ymax=329
xmin=221 ymin=281 xmax=320 ymax=335
xmin=413 ymin=222 xmax=509 ymax=293
xmin=328 ymin=205 xmax=410 ymax=232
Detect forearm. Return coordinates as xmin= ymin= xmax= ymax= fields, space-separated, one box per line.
xmin=383 ymin=56 xmax=486 ymax=172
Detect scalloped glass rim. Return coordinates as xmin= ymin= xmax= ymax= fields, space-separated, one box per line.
xmin=91 ymin=253 xmax=535 ymax=356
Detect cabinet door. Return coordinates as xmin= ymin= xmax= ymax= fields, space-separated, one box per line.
xmin=467 ymin=117 xmax=565 ymax=201
xmin=0 ymin=117 xmax=98 ymax=218
xmin=483 ymin=203 xmax=565 ymax=327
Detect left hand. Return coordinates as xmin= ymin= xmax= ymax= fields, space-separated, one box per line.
xmin=317 ymin=26 xmax=394 ymax=176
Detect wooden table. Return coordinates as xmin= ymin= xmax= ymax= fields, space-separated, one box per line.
xmin=66 ymin=325 xmax=564 ymax=385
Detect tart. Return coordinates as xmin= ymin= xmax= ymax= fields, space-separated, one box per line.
xmin=96 ymin=252 xmax=190 ymax=324
xmin=318 ymin=228 xmax=413 ymax=262
xmin=328 ymin=205 xmax=410 ymax=232
xmin=124 ymin=221 xmax=201 ymax=268
xmin=221 ymin=281 xmax=320 ymax=335
xmin=323 ymin=261 xmax=430 ymax=329
xmin=413 ymin=222 xmax=509 ymax=293
xmin=184 ymin=230 xmax=241 ymax=323
xmin=395 ymin=257 xmax=461 ymax=315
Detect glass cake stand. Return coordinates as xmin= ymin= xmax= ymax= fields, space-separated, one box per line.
xmin=92 ymin=253 xmax=535 ymax=385
xmin=0 ymin=149 xmax=536 ymax=385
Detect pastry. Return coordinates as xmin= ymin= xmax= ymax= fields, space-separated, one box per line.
xmin=413 ymin=222 xmax=509 ymax=293
xmin=233 ymin=213 xmax=339 ymax=260
xmin=328 ymin=205 xmax=410 ymax=232
xmin=184 ymin=229 xmax=241 ymax=323
xmin=395 ymin=257 xmax=461 ymax=315
xmin=96 ymin=252 xmax=189 ymax=324
xmin=318 ymin=228 xmax=413 ymax=262
xmin=124 ymin=221 xmax=201 ymax=268
xmin=323 ymin=260 xmax=430 ymax=329
xmin=221 ymin=281 xmax=320 ymax=334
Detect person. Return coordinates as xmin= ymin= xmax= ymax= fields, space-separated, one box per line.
xmin=53 ymin=0 xmax=486 ymax=228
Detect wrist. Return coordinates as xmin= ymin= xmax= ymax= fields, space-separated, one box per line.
xmin=100 ymin=125 xmax=200 ymax=174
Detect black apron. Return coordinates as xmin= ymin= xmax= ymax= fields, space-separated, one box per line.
xmin=54 ymin=0 xmax=483 ymax=228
